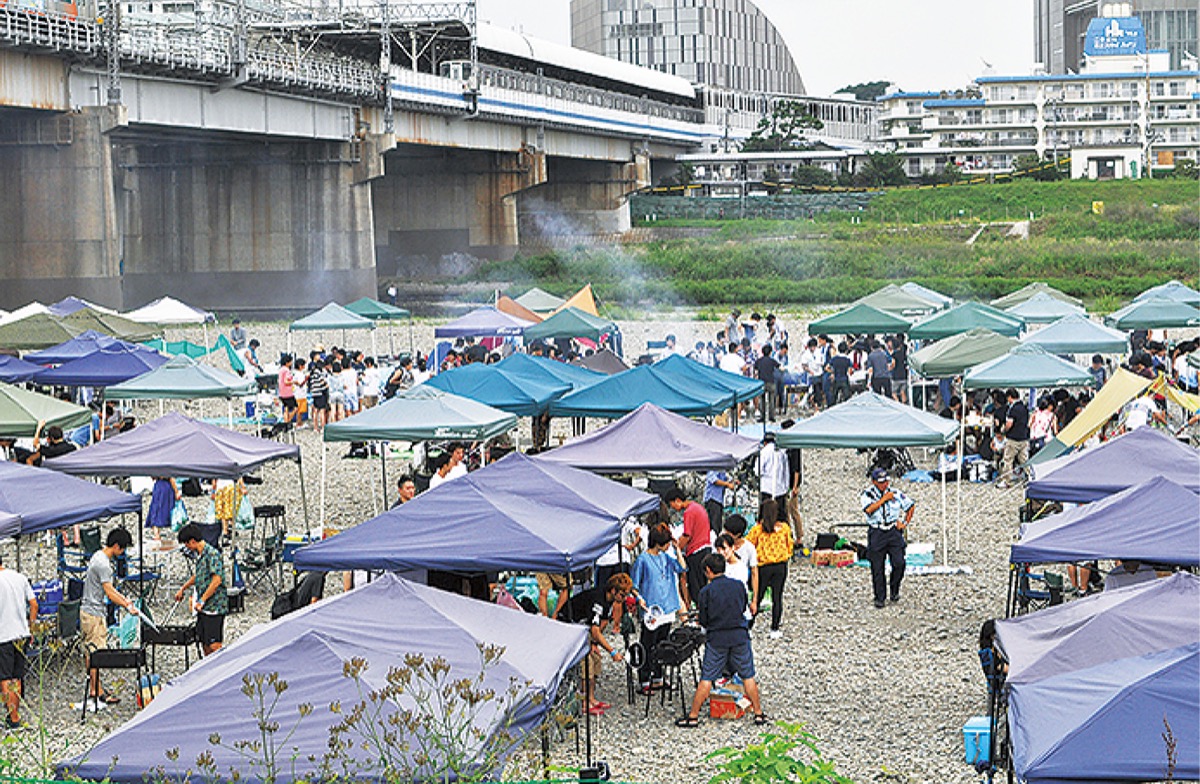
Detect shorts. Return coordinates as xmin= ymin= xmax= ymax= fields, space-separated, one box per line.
xmin=197 ymin=613 xmax=225 ymax=645
xmin=361 ymin=395 xmax=378 ymax=409
xmin=891 ymin=378 xmax=908 ymax=395
xmin=585 ymin=644 xmax=604 ymax=679
xmin=343 ymin=395 xmax=359 ymax=413
xmin=536 ymin=572 xmax=570 ymax=594
xmin=700 ymin=636 xmax=756 ymax=682
xmin=81 ymin=612 xmax=107 ymax=653
xmin=0 ymin=641 xmax=27 ymax=681
xmin=279 ymin=396 xmax=297 ymax=411
xmin=311 ymin=393 xmax=329 ymax=411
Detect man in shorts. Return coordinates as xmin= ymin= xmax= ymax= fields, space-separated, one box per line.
xmin=82 ymin=528 xmax=140 ymax=706
xmin=175 ymin=524 xmax=228 ymax=656
xmin=676 ymin=553 xmax=765 ymax=727
xmin=277 ymin=354 xmax=298 ymax=424
xmin=0 ymin=558 xmax=36 ymax=729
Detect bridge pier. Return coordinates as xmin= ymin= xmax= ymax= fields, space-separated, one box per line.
xmin=516 ymin=153 xmax=650 ymax=245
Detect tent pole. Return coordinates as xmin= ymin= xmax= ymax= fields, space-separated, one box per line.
xmin=379 ymin=443 xmax=389 ymax=509
xmin=957 ymin=411 xmax=965 ymax=552
xmin=297 ymin=457 xmax=312 ymax=533
xmin=159 ymin=399 xmax=164 ymax=418
xmin=408 ymin=317 xmax=414 ymax=356
xmin=388 ymin=321 xmax=395 ymax=357
xmin=370 ymin=330 xmax=377 ymax=361
xmin=227 ymin=399 xmax=233 ymax=428
xmin=940 ymin=470 xmax=947 ymax=567
xmin=137 ymin=508 xmax=144 ymax=601
xmin=320 ymin=441 xmax=327 ymax=527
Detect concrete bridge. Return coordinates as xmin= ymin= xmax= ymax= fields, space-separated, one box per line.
xmin=0 ymin=0 xmax=703 ymax=312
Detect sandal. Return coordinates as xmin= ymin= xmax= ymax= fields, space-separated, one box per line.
xmin=586 ymin=704 xmax=607 ymax=716
xmin=753 ymin=713 xmax=769 ymax=726
xmin=674 ymin=715 xmax=700 ymax=728
xmin=92 ymin=693 xmax=120 ymax=705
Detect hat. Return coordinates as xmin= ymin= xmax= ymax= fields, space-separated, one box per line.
xmin=870 ymin=467 xmax=889 ymax=482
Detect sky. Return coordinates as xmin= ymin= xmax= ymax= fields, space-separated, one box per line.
xmin=476 ymin=0 xmax=1035 ymax=97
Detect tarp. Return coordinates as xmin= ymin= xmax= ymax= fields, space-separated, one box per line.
xmin=536 ymin=402 xmax=759 ymax=473
xmin=1011 ymin=476 xmax=1200 ymax=565
xmin=124 ymin=296 xmax=214 ymax=325
xmin=909 ymin=301 xmax=1024 ymax=340
xmin=495 ymin=353 xmax=603 ymax=392
xmin=547 ymin=364 xmax=736 ymax=419
xmin=0 ymin=460 xmax=140 ymax=535
xmin=991 ymin=282 xmax=1084 ymax=309
xmin=290 ymin=302 xmax=376 ymax=332
xmin=575 ymin=348 xmax=629 ymax=375
xmin=24 ymin=330 xmax=124 ymax=365
xmin=45 ymin=412 xmax=298 ymax=479
xmin=900 ymin=281 xmax=953 ymax=308
xmin=856 ymin=284 xmax=941 ymax=317
xmin=323 ymin=385 xmax=517 ymax=443
xmin=523 ymin=307 xmax=617 ymax=342
xmin=105 ymin=355 xmax=256 ymax=401
xmin=961 ymin=343 xmax=1093 ymax=390
xmin=1004 ymin=292 xmax=1086 ymax=324
xmin=654 ymin=353 xmax=764 ymax=404
xmin=1134 ymin=279 xmax=1200 ymax=305
xmin=0 ymin=354 xmax=44 ymax=384
xmin=1104 ymin=297 xmax=1200 ymax=330
xmin=423 ymin=364 xmax=570 ymax=416
xmin=62 ymin=574 xmax=588 ymax=784
xmin=1027 ymin=368 xmax=1155 ymax=465
xmin=907 ymin=328 xmax=1018 ymax=378
xmin=46 ymin=296 xmax=117 ymax=317
xmin=807 ymin=303 xmax=911 ymax=335
xmin=344 ymin=297 xmax=411 ymax=320
xmin=1019 ymin=313 xmax=1128 ymax=355
xmin=513 ymin=287 xmax=566 ymax=314
xmin=556 ymin=284 xmax=599 ymax=316
xmin=995 ymin=574 xmax=1200 ymax=783
xmin=495 ymin=295 xmax=544 ymax=323
xmin=142 ymin=338 xmax=210 ymax=359
xmin=295 ymin=452 xmax=659 ymax=573
xmin=434 ymin=306 xmax=532 ymax=338
xmin=0 ymin=382 xmax=92 ymax=438
xmin=30 ymin=344 xmax=168 ymax=388
xmin=776 ymin=391 xmax=959 ymax=449
xmin=1026 ymin=426 xmax=1200 ymax=502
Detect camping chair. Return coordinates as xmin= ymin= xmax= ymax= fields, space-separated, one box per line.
xmin=235 ymin=505 xmax=286 ymax=593
xmin=115 ymin=551 xmax=162 ymax=605
xmin=55 ymin=599 xmax=82 ymax=662
xmin=1014 ymin=566 xmax=1068 ymax=615
xmin=57 ymin=525 xmax=103 ymax=580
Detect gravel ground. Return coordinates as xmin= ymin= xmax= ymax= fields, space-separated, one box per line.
xmin=6 ymin=312 xmax=1022 ymax=783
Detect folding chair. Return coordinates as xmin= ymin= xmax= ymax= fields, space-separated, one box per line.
xmin=1014 ymin=566 xmax=1068 ymax=615
xmin=57 ymin=525 xmax=103 ymax=580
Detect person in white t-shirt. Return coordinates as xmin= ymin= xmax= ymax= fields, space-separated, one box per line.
xmin=427 ymin=452 xmax=454 ymax=490
xmin=721 ymin=515 xmax=759 ymax=616
xmin=445 ymin=443 xmax=468 ymax=481
xmin=0 ymin=560 xmax=37 ymax=728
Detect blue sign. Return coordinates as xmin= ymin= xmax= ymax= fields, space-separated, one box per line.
xmin=1083 ymin=16 xmax=1147 ymax=57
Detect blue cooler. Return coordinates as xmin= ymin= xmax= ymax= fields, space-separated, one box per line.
xmin=963 ymin=715 xmax=991 ymax=765
xmin=33 ymin=579 xmax=63 ymax=617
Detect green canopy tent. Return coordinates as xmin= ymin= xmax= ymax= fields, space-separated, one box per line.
xmin=808 ymin=303 xmax=911 ymax=336
xmin=900 ymin=282 xmax=953 ymax=309
xmin=857 ymin=284 xmax=941 ymax=318
xmin=909 ymin=301 xmax=1025 ymax=341
xmin=776 ymin=392 xmax=960 ymax=563
xmin=908 ymin=328 xmax=1019 ymax=379
xmin=345 ymin=297 xmax=413 ymax=356
xmin=1133 ymin=280 xmax=1200 ymax=306
xmin=0 ymin=311 xmax=160 ymax=351
xmin=991 ymin=282 xmax=1084 ymax=310
xmin=1004 ymin=292 xmax=1086 ymax=325
xmin=0 ymin=382 xmax=92 ymax=438
xmin=1104 ymin=298 xmax=1200 ymax=330
xmin=106 ymin=355 xmax=256 ymax=423
xmin=523 ymin=307 xmax=618 ymax=342
xmin=319 ymin=385 xmax=518 ymax=518
xmin=1019 ymin=314 xmax=1127 ymax=356
xmin=289 ymin=303 xmax=377 ymax=358
xmin=962 ymin=343 xmax=1094 ymax=391
xmin=514 ymin=287 xmax=567 ymax=315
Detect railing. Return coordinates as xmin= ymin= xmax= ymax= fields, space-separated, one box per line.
xmin=0 ymin=3 xmax=99 ymax=54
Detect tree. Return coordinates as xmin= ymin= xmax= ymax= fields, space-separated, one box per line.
xmin=742 ymin=100 xmax=824 ymax=152
xmin=836 ymin=80 xmax=890 ymax=102
xmin=791 ymin=164 xmax=835 ymax=187
xmin=854 ymin=152 xmax=907 ymax=188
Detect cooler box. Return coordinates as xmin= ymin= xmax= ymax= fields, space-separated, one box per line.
xmin=33 ymin=579 xmax=63 ymax=617
xmin=962 ymin=715 xmax=991 ymax=765
xmin=282 ymin=534 xmax=312 ymax=563
xmin=709 ymin=694 xmax=748 ymax=720
xmin=906 ymin=543 xmax=935 ymax=567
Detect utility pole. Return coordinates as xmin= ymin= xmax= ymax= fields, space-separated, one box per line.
xmin=380 ymin=0 xmax=394 ymax=134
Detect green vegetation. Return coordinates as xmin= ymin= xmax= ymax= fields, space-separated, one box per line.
xmin=836 ymin=80 xmax=890 ymax=102
xmin=707 ymin=721 xmax=854 ymax=783
xmin=741 ymin=100 xmax=824 ymax=152
xmin=478 ymin=180 xmax=1197 ymax=307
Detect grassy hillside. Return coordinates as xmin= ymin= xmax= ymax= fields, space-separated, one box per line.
xmin=475 ymin=179 xmax=1199 ymax=309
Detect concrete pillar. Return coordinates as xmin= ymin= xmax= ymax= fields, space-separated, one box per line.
xmin=516 ymin=154 xmax=648 ymax=246
xmin=0 ymin=107 xmax=124 ymax=309
xmin=371 ymin=146 xmax=547 ymax=278
xmin=118 ymin=137 xmax=377 ymax=313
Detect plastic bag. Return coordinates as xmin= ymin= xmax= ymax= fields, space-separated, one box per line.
xmin=170 ymin=500 xmax=189 ymax=531
xmin=234 ymin=495 xmax=254 ymax=531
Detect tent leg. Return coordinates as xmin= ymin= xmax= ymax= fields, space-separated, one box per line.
xmin=14 ymin=536 xmax=20 ymax=573
xmin=297 ymin=457 xmax=312 ymax=533
xmin=379 ymin=443 xmax=389 ymax=509
xmin=320 ymin=442 xmax=327 ymax=528
xmin=159 ymin=399 xmax=164 ymax=418
xmin=370 ymin=330 xmax=377 ymax=361
xmin=940 ymin=471 xmax=947 ymax=567
xmin=137 ymin=509 xmax=144 ymax=601
xmin=956 ymin=424 xmax=964 ymax=552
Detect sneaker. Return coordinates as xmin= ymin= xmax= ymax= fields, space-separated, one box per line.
xmin=874 ymin=600 xmax=886 ymax=609
xmin=4 ymin=718 xmax=24 ymax=731
xmin=768 ymin=629 xmax=783 ymax=640
xmin=890 ymin=594 xmax=900 ymax=604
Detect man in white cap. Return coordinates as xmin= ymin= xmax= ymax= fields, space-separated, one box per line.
xmin=860 ymin=467 xmax=914 ymax=609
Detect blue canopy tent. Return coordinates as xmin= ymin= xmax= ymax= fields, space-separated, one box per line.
xmin=423 ymin=364 xmax=570 ymax=416
xmin=30 ymin=344 xmax=168 ymax=387
xmin=61 ymin=574 xmax=588 ymax=784
xmin=0 ymin=512 xmax=19 ymax=540
xmin=995 ymin=573 xmax=1200 ymax=783
xmin=1011 ymin=476 xmax=1200 ymax=566
xmin=654 ymin=353 xmax=764 ymax=404
xmin=434 ymin=306 xmax=532 ymax=339
xmin=0 ymin=354 xmax=44 ymax=383
xmin=295 ymin=452 xmax=658 ymax=574
xmin=1026 ymin=427 xmax=1200 ymax=502
xmin=548 ymin=364 xmax=736 ymax=419
xmin=0 ymin=460 xmax=140 ymax=536
xmin=24 ymin=330 xmax=122 ymax=364
xmin=496 ymin=352 xmax=603 ymax=392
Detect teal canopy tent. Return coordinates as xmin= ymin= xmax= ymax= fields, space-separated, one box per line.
xmin=324 ymin=386 xmax=517 ymax=444
xmin=907 ymin=328 xmax=1019 ymax=379
xmin=1104 ymin=298 xmax=1200 ymax=330
xmin=290 ymin=303 xmax=376 ymax=332
xmin=962 ymin=344 xmax=1094 ymax=391
xmin=1133 ymin=280 xmax=1200 ymax=306
xmin=909 ymin=301 xmax=1024 ymax=341
xmin=1019 ymin=314 xmax=1127 ymax=355
xmin=808 ymin=303 xmax=911 ymax=335
xmin=495 ymin=353 xmax=603 ymax=392
xmin=655 ymin=353 xmax=764 ymax=404
xmin=523 ymin=307 xmax=617 ymax=342
xmin=1004 ymin=292 xmax=1086 ymax=324
xmin=514 ymin=287 xmax=567 ymax=314
xmin=856 ymin=284 xmax=941 ymax=318
xmin=344 ymin=297 xmax=411 ymax=320
xmin=991 ymin=282 xmax=1083 ymax=309
xmin=548 ymin=364 xmax=737 ymax=419
xmin=776 ymin=391 xmax=958 ymax=449
xmin=424 ymin=363 xmax=570 ymax=417
xmin=106 ymin=355 xmax=256 ymax=401
xmin=900 ymin=282 xmax=953 ymax=308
